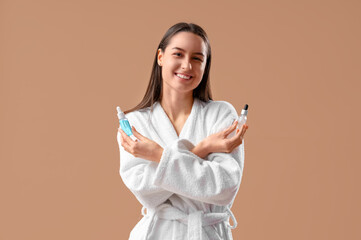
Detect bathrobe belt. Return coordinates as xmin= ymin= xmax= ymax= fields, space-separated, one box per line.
xmin=141 ymin=203 xmax=237 ymax=240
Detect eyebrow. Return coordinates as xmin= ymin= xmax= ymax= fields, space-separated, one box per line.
xmin=171 ymin=47 xmax=205 ymax=57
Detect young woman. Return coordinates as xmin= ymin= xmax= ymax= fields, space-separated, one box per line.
xmin=117 ymin=22 xmax=249 ymax=240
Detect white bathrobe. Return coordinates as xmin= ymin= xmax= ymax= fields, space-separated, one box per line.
xmin=117 ymin=97 xmax=245 ymax=240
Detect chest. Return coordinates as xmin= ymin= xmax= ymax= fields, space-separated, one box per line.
xmin=170 ymin=117 xmax=188 ymax=137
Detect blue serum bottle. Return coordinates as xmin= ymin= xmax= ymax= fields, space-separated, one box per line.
xmin=117 ymin=106 xmax=137 ymax=141
xmin=228 ymin=104 xmax=249 ymax=138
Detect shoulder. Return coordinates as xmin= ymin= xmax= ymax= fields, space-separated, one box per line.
xmin=198 ymin=99 xmax=239 ymax=135
xmin=199 ymin=99 xmax=238 ymax=120
xmin=124 ymin=106 xmax=152 ymax=124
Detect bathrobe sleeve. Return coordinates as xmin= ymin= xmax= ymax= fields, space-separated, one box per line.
xmin=153 ymin=102 xmax=245 ymax=206
xmin=117 ymin=131 xmax=174 ymax=208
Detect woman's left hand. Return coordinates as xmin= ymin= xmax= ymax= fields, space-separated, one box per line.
xmin=118 ymin=126 xmax=164 ymax=163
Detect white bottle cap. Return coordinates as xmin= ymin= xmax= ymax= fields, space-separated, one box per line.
xmin=116 ymin=106 xmax=125 ymax=119
xmin=240 ymin=104 xmax=248 ymax=116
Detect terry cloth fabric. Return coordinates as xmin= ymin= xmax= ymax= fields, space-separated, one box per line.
xmin=117 ymin=97 xmax=245 ymax=240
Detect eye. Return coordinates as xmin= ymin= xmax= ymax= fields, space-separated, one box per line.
xmin=173 ymin=53 xmax=203 ymax=62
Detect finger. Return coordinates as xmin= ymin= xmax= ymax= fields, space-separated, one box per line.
xmin=118 ymin=128 xmax=133 ymax=145
xmin=118 ymin=130 xmax=131 ymax=150
xmin=223 ymin=120 xmax=238 ymax=136
xmin=121 ymin=137 xmax=131 ymax=151
xmin=230 ymin=126 xmax=243 ymax=143
xmin=229 ymin=140 xmax=240 ymax=152
xmin=240 ymin=124 xmax=248 ymax=137
xmin=229 ymin=124 xmax=248 ymax=149
xmin=228 ymin=135 xmax=243 ymax=152
xmin=239 ymin=125 xmax=248 ymax=141
xmin=131 ymin=126 xmax=146 ymax=141
xmin=118 ymin=127 xmax=127 ymax=138
xmin=231 ymin=132 xmax=244 ymax=150
xmin=118 ymin=129 xmax=127 ymax=144
xmin=237 ymin=126 xmax=244 ymax=138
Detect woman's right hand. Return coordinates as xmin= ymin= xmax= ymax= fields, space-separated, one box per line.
xmin=203 ymin=120 xmax=249 ymax=155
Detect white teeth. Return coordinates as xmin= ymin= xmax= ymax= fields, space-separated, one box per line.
xmin=176 ymin=73 xmax=191 ymax=79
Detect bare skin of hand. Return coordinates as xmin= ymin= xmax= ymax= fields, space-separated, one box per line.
xmin=118 ymin=126 xmax=164 ymax=163
xmin=191 ymin=120 xmax=248 ymax=158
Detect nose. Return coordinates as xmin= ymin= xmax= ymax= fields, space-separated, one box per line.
xmin=181 ymin=58 xmax=192 ymax=70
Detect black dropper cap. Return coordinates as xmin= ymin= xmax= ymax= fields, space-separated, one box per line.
xmin=243 ymin=104 xmax=248 ymax=110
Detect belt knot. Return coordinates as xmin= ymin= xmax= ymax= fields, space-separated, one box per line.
xmin=141 ymin=204 xmax=237 ymax=240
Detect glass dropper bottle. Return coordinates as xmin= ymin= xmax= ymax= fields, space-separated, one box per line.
xmin=227 ymin=104 xmax=249 ymax=139
xmin=236 ymin=104 xmax=248 ymax=129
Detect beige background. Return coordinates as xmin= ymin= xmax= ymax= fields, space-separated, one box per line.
xmin=1 ymin=0 xmax=360 ymax=239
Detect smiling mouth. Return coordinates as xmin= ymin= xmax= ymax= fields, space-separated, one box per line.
xmin=174 ymin=73 xmax=193 ymax=80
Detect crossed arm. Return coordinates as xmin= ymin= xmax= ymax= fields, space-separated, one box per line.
xmin=118 ymin=119 xmax=248 ymax=162
xmin=117 ymin=119 xmax=248 ymax=207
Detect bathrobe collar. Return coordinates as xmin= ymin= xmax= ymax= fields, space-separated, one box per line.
xmin=151 ymin=97 xmax=200 ymax=144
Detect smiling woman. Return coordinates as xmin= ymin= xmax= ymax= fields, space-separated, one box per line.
xmin=157 ymin=31 xmax=208 ymax=100
xmin=116 ymin=22 xmax=248 ymax=240
xmin=123 ymin=22 xmax=213 ymax=114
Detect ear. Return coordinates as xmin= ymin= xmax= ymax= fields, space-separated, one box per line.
xmin=157 ymin=48 xmax=163 ymax=66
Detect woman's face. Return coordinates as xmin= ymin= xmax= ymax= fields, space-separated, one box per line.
xmin=157 ymin=31 xmax=207 ymax=96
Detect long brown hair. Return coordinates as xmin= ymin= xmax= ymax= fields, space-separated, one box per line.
xmin=124 ymin=22 xmax=213 ymax=114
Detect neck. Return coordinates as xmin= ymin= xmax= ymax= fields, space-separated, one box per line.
xmin=160 ymin=92 xmax=194 ymax=122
